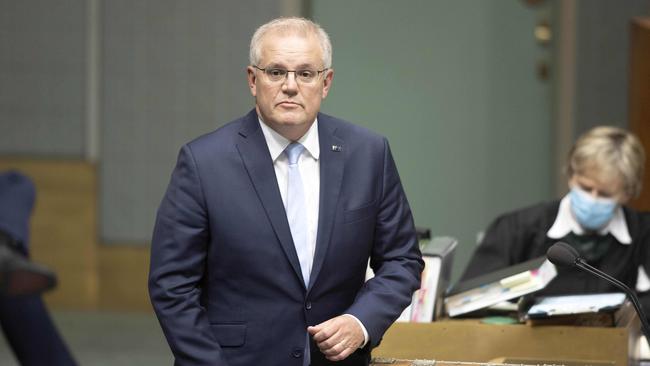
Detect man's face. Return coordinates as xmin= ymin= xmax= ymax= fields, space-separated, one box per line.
xmin=247 ymin=32 xmax=333 ymax=140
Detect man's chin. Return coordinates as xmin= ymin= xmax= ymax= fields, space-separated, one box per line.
xmin=274 ymin=113 xmax=311 ymax=126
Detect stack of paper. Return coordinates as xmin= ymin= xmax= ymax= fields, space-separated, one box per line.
xmin=445 ymin=256 xmax=557 ymax=317
xmin=398 ymin=236 xmax=457 ymax=322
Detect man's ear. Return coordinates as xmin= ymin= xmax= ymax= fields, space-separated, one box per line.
xmin=247 ymin=66 xmax=257 ymax=97
xmin=321 ymin=68 xmax=334 ymax=99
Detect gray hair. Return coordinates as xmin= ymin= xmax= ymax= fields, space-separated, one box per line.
xmin=567 ymin=126 xmax=646 ymax=199
xmin=249 ymin=17 xmax=332 ymax=69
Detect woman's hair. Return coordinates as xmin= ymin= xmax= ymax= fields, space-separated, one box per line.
xmin=567 ymin=126 xmax=646 ymax=199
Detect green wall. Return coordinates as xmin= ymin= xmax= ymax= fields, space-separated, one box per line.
xmin=312 ymin=0 xmax=554 ymax=280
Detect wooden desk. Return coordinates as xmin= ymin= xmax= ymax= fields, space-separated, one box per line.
xmin=372 ymin=319 xmax=641 ymax=366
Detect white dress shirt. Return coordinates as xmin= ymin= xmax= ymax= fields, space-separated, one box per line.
xmin=258 ymin=118 xmax=320 ymax=276
xmin=258 ymin=117 xmax=369 ymax=348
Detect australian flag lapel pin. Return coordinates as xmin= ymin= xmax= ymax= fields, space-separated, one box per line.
xmin=331 ymin=145 xmax=342 ymax=152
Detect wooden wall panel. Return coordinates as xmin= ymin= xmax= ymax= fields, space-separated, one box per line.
xmin=98 ymin=244 xmax=152 ymax=312
xmin=0 ymin=158 xmax=155 ymax=312
xmin=630 ymin=18 xmax=650 ymax=211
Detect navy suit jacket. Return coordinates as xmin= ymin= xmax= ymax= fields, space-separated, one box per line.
xmin=149 ymin=110 xmax=423 ymax=366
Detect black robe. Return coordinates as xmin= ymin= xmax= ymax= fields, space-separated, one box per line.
xmin=460 ymin=200 xmax=650 ymax=314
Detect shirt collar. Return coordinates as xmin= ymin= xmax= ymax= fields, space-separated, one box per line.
xmin=258 ymin=117 xmax=320 ymax=162
xmin=547 ymin=194 xmax=631 ymax=244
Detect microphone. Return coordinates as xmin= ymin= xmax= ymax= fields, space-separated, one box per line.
xmin=547 ymin=241 xmax=650 ymax=342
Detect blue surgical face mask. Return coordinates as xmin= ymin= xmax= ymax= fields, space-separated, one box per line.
xmin=569 ymin=186 xmax=617 ymax=230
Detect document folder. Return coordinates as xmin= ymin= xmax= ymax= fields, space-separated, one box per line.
xmin=445 ymin=256 xmax=557 ymax=317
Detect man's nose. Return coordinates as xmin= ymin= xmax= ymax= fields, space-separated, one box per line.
xmin=281 ymin=72 xmax=299 ymax=93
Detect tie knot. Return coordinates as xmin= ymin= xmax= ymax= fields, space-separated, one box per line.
xmin=285 ymin=142 xmax=305 ymax=165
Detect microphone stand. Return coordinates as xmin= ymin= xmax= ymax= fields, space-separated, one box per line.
xmin=575 ymin=258 xmax=650 ymax=342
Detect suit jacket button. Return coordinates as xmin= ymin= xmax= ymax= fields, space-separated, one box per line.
xmin=305 ymin=302 xmax=312 ymax=310
xmin=292 ymin=348 xmax=303 ymax=358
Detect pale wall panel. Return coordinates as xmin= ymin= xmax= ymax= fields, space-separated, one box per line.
xmin=100 ymin=1 xmax=284 ymax=242
xmin=0 ymin=0 xmax=87 ymax=156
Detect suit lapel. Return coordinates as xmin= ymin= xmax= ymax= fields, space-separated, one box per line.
xmin=235 ymin=111 xmax=305 ymax=287
xmin=308 ymin=114 xmax=345 ymax=290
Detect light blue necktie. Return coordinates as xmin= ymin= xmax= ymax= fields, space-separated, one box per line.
xmin=285 ymin=142 xmax=312 ymax=366
xmin=284 ymin=142 xmax=311 ymax=286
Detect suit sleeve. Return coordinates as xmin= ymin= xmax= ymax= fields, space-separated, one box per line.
xmin=344 ymin=139 xmax=424 ymax=348
xmin=148 ymin=145 xmax=229 ymax=366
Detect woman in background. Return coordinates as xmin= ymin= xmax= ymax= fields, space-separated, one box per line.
xmin=461 ymin=126 xmax=650 ymax=312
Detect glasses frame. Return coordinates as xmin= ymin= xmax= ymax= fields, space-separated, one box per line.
xmin=253 ymin=65 xmax=328 ymax=84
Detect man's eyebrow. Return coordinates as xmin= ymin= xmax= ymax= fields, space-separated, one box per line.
xmin=295 ymin=63 xmax=317 ymax=69
xmin=263 ymin=62 xmax=318 ymax=69
xmin=263 ymin=62 xmax=284 ymax=68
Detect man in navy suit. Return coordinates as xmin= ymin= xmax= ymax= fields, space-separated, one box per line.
xmin=149 ymin=17 xmax=423 ymax=366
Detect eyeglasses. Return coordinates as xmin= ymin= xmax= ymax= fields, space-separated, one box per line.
xmin=253 ymin=65 xmax=328 ymax=84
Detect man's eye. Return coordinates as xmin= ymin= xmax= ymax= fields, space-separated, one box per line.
xmin=268 ymin=69 xmax=285 ymax=77
xmin=298 ymin=70 xmax=315 ymax=78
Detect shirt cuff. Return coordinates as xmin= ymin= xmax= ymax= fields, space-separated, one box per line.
xmin=343 ymin=314 xmax=369 ymax=348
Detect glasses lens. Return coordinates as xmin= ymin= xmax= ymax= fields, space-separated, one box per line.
xmin=265 ymin=68 xmax=286 ymax=82
xmin=297 ymin=70 xmax=316 ymax=83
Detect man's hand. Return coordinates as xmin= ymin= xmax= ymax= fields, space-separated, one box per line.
xmin=307 ymin=315 xmax=364 ymax=362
